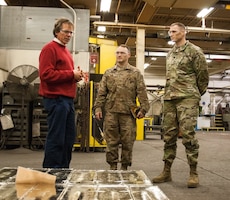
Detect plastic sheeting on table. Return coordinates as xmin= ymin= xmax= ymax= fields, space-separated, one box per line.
xmin=0 ymin=167 xmax=169 ymax=200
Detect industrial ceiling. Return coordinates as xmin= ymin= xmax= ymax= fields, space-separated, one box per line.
xmin=4 ymin=0 xmax=230 ymax=78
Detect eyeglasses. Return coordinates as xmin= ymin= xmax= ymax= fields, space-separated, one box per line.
xmin=60 ymin=30 xmax=74 ymax=35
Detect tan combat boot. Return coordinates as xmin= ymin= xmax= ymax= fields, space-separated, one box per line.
xmin=152 ymin=162 xmax=172 ymax=183
xmin=110 ymin=163 xmax=117 ymax=170
xmin=120 ymin=164 xmax=128 ymax=171
xmin=187 ymin=165 xmax=199 ymax=188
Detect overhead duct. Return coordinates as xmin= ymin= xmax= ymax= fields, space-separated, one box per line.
xmin=93 ymin=21 xmax=230 ymax=35
xmin=60 ymin=0 xmax=76 ymax=56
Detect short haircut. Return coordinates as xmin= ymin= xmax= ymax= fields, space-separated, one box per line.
xmin=170 ymin=22 xmax=186 ymax=31
xmin=53 ymin=18 xmax=74 ymax=37
xmin=119 ymin=44 xmax=131 ymax=54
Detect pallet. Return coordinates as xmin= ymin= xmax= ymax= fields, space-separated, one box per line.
xmin=202 ymin=127 xmax=225 ymax=131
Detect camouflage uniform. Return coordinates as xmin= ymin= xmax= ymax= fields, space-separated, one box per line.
xmin=94 ymin=64 xmax=149 ymax=167
xmin=163 ymin=41 xmax=209 ymax=166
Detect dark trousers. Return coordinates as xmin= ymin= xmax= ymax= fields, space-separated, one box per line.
xmin=42 ymin=96 xmax=76 ymax=168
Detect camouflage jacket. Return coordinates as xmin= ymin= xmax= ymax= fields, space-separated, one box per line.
xmin=94 ymin=64 xmax=150 ymax=115
xmin=164 ymin=41 xmax=209 ymax=100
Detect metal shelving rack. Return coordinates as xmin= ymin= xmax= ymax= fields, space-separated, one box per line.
xmin=1 ymin=84 xmax=30 ymax=148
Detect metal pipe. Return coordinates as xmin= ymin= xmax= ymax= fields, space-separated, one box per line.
xmin=60 ymin=0 xmax=76 ymax=57
xmin=93 ymin=21 xmax=230 ymax=34
xmin=115 ymin=13 xmax=118 ymax=24
xmin=202 ymin=17 xmax=206 ymax=28
xmin=116 ymin=0 xmax=121 ymax=13
xmin=0 ymin=68 xmax=8 ymax=72
xmin=92 ymin=30 xmax=230 ymax=42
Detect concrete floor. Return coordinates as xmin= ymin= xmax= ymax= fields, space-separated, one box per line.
xmin=0 ymin=131 xmax=230 ymax=200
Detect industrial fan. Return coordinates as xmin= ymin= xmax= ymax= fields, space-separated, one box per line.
xmin=5 ymin=64 xmax=39 ymax=147
xmin=6 ymin=65 xmax=39 ymax=102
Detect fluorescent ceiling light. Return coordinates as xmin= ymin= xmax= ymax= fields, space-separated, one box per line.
xmin=144 ymin=63 xmax=150 ymax=69
xmin=151 ymin=57 xmax=157 ymax=61
xmin=90 ymin=15 xmax=101 ymax=21
xmin=97 ymin=34 xmax=105 ymax=38
xmin=146 ymin=52 xmax=230 ymax=60
xmin=100 ymin=0 xmax=112 ymax=12
xmin=0 ymin=0 xmax=7 ymax=5
xmin=197 ymin=7 xmax=214 ymax=18
xmin=145 ymin=52 xmax=168 ymax=57
xmin=209 ymin=54 xmax=230 ymax=60
xmin=97 ymin=26 xmax=106 ymax=32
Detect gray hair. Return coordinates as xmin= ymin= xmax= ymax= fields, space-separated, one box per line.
xmin=53 ymin=18 xmax=74 ymax=37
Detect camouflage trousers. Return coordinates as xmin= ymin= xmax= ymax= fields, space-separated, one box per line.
xmin=162 ymin=98 xmax=200 ymax=166
xmin=103 ymin=112 xmax=136 ymax=166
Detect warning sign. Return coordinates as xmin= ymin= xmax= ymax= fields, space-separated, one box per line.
xmin=90 ymin=52 xmax=98 ymax=64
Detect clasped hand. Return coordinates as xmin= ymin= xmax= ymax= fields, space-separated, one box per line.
xmin=136 ymin=111 xmax=144 ymax=119
xmin=73 ymin=66 xmax=84 ymax=82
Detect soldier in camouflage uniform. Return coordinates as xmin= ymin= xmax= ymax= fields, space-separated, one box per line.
xmin=152 ymin=22 xmax=209 ymax=188
xmin=94 ymin=44 xmax=150 ymax=170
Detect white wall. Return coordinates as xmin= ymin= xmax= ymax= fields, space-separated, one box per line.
xmin=74 ymin=52 xmax=89 ymax=73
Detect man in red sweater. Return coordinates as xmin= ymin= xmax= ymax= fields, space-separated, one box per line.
xmin=39 ymin=18 xmax=83 ymax=168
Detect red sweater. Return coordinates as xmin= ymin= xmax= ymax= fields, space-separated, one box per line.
xmin=39 ymin=41 xmax=76 ymax=98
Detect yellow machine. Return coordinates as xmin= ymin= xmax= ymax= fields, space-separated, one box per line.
xmin=88 ymin=81 xmax=107 ymax=148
